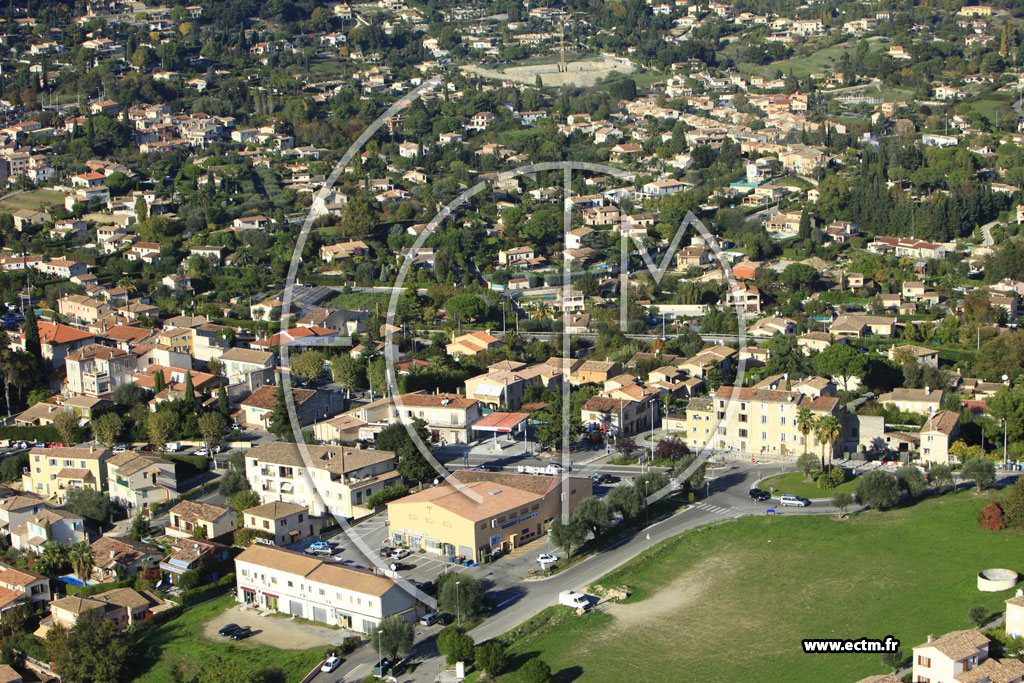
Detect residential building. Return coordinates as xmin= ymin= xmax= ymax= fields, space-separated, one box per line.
xmin=581 ymin=394 xmax=656 ymax=438
xmin=682 ymin=387 xmax=841 ymax=457
xmin=22 ymin=446 xmax=110 ymax=502
xmin=446 ymin=331 xmax=502 ymax=359
xmin=10 ymin=508 xmax=87 ymax=552
xmin=378 ymin=392 xmax=484 ymax=445
xmin=0 ymin=495 xmax=48 ymax=540
xmin=90 ymin=536 xmax=163 ymax=583
xmin=829 ymin=315 xmax=897 ymax=338
xmin=159 ymin=537 xmax=233 ymax=586
xmin=65 ymin=343 xmax=137 ymax=398
xmin=14 ymin=321 xmax=95 ymax=368
xmin=234 ymin=544 xmax=420 ymax=633
xmin=243 ymin=502 xmax=315 ymax=547
xmin=58 ymin=295 xmax=112 ymax=324
xmin=877 ymin=387 xmax=945 ymax=415
xmin=463 ymin=361 xmax=562 ymax=410
xmin=0 ymin=564 xmax=50 ymax=611
xmin=912 ymin=630 xmax=993 ymax=683
xmin=106 ymin=452 xmax=177 ymax=510
xmin=240 ymin=385 xmax=344 ymax=430
xmin=39 ymin=588 xmax=164 ymax=636
xmin=219 ymin=348 xmax=276 ymax=382
xmin=164 ymin=501 xmax=236 ymax=541
xmin=244 ymin=442 xmax=402 ymax=519
xmin=919 ymin=410 xmax=961 ymax=466
xmin=387 ymin=471 xmax=593 ymax=563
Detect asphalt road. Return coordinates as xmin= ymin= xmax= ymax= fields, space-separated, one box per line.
xmin=328 ymin=460 xmax=837 ymax=682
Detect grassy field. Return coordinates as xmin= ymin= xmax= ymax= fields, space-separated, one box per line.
xmin=0 ymin=189 xmax=66 ymax=213
xmin=496 ymin=490 xmax=1024 ymax=682
xmin=758 ymin=470 xmax=859 ymax=498
xmin=131 ymin=594 xmax=326 ymax=682
xmin=737 ymin=39 xmax=885 ymax=80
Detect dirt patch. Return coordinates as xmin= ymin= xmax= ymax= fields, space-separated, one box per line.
xmin=461 ymin=55 xmax=635 ymax=87
xmin=601 ymin=553 xmax=737 ymax=633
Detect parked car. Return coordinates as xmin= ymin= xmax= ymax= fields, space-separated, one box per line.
xmin=749 ymin=488 xmax=771 ymax=501
xmin=598 ymin=474 xmax=620 ymax=484
xmin=419 ymin=613 xmax=442 ymax=627
xmin=390 ymin=548 xmax=411 ymax=560
xmin=140 ymin=444 xmax=155 ymax=452
xmin=231 ymin=424 xmax=243 ymax=432
xmin=305 ymin=541 xmax=334 ymax=556
xmin=217 ymin=623 xmax=240 ymax=636
xmin=436 ymin=613 xmax=454 ymax=625
xmin=111 ymin=445 xmax=128 ymax=455
xmin=229 ymin=626 xmax=252 ymax=640
xmin=389 ymin=562 xmax=412 ymax=571
xmin=321 ymin=657 xmax=342 ymax=673
xmin=537 ymin=554 xmax=558 ymax=565
xmin=46 ymin=442 xmax=63 ymax=448
xmin=194 ymin=448 xmax=210 ymax=457
xmin=558 ymin=590 xmax=591 ymax=610
xmin=780 ymin=494 xmax=810 ymax=507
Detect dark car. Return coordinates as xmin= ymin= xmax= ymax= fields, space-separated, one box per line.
xmin=217 ymin=623 xmax=240 ymax=636
xmin=749 ymin=488 xmax=771 ymax=501
xmin=229 ymin=626 xmax=253 ymax=641
xmin=598 ymin=474 xmax=620 ymax=485
xmin=436 ymin=613 xmax=455 ymax=625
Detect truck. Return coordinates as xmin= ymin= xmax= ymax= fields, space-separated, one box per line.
xmin=163 ymin=442 xmax=181 ymax=453
xmin=517 ymin=464 xmax=569 ymax=476
xmin=558 ymin=590 xmax=591 ymax=610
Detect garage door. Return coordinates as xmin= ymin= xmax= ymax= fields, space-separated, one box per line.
xmin=289 ymin=600 xmax=303 ymax=618
xmin=312 ymin=606 xmax=326 ymax=623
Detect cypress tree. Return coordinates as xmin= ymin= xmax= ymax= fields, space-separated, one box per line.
xmin=154 ymin=371 xmax=166 ymax=394
xmin=217 ymin=384 xmax=229 ymax=418
xmin=184 ymin=372 xmax=195 ymax=409
xmin=23 ymin=305 xmax=40 ymax=359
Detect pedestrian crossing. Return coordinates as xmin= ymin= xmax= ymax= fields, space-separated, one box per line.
xmin=693 ymin=502 xmax=745 ymax=519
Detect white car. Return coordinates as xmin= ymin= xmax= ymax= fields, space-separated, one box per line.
xmin=537 ymin=554 xmax=558 ymax=565
xmin=321 ymin=656 xmax=342 ymax=672
xmin=194 ymin=448 xmax=209 ymax=457
xmin=111 ymin=445 xmax=128 ymax=455
xmin=390 ymin=548 xmax=411 ymax=560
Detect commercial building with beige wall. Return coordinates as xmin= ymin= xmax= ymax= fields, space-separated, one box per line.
xmin=682 ymin=387 xmax=841 ymax=457
xmin=234 ymin=545 xmax=420 ymax=633
xmin=387 ymin=471 xmax=593 ymax=563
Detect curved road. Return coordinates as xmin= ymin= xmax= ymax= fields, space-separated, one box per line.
xmin=334 ymin=461 xmax=845 ymax=682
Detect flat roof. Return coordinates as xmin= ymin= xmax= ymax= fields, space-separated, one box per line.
xmin=472 ymin=412 xmax=529 ymax=433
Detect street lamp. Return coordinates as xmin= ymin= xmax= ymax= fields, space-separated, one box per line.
xmin=1003 ymin=375 xmax=1010 ymax=467
xmin=456 ymin=580 xmax=462 ymax=626
xmin=377 ymin=625 xmax=382 ymax=675
xmin=644 ymin=480 xmax=649 ymax=528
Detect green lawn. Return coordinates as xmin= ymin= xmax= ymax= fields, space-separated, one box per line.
xmin=0 ymin=189 xmax=66 ymax=213
xmin=130 ymin=594 xmax=327 ymax=682
xmin=496 ymin=490 xmax=1024 ymax=682
xmin=758 ymin=470 xmax=859 ymax=498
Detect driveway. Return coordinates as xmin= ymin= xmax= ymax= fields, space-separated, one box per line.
xmin=202 ymin=603 xmax=360 ymax=650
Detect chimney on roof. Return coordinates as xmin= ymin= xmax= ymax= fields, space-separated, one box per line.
xmin=1018 ymin=589 xmax=1023 ymax=597
xmin=925 ymin=386 xmax=930 ymax=395
xmin=927 ymin=634 xmax=933 ymax=643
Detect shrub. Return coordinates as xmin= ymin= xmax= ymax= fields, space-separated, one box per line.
xmin=978 ymin=501 xmax=1005 ymax=531
xmin=366 ymin=484 xmax=409 ymax=509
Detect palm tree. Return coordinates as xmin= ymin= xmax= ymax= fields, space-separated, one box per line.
xmin=116 ymin=277 xmax=137 ymax=294
xmin=532 ymin=302 xmax=552 ymax=320
xmin=68 ymin=542 xmax=94 ymax=584
xmin=814 ymin=415 xmax=843 ymax=469
xmin=796 ymin=407 xmax=815 ymax=456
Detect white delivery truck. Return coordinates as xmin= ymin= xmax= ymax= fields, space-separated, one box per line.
xmin=558 ymin=590 xmax=591 ymax=610
xmin=164 ymin=442 xmax=181 ymax=453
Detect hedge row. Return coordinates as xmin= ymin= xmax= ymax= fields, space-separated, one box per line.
xmin=178 ymin=572 xmax=236 ymax=607
xmin=65 ymin=576 xmax=135 ymax=597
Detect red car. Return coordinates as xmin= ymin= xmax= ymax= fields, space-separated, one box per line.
xmin=140 ymin=445 xmax=155 ymax=452
xmin=47 ymin=442 xmax=63 ymax=448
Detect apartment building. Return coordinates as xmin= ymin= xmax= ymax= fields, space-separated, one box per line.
xmin=243 ymin=502 xmax=315 ymax=547
xmin=346 ymin=392 xmax=484 ymax=445
xmin=245 ymin=442 xmax=402 ymax=520
xmin=165 ymin=502 xmax=236 ymax=541
xmin=57 ymin=294 xmax=112 ymax=324
xmin=463 ymin=361 xmax=562 ymax=410
xmin=234 ymin=545 xmax=420 ymax=633
xmin=682 ymin=387 xmax=841 ymax=457
xmin=877 ymin=388 xmax=944 ymax=415
xmin=388 ymin=471 xmax=592 ymax=563
xmin=0 ymin=494 xmax=48 ymax=539
xmin=22 ymin=446 xmax=110 ymax=502
xmin=219 ymin=347 xmax=276 ymax=382
xmin=581 ymin=395 xmax=656 ymax=438
xmin=106 ymin=452 xmax=177 ymax=510
xmin=65 ymin=344 xmax=137 ymax=398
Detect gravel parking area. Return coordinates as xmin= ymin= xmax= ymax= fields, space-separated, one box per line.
xmin=202 ymin=603 xmax=360 ymax=650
